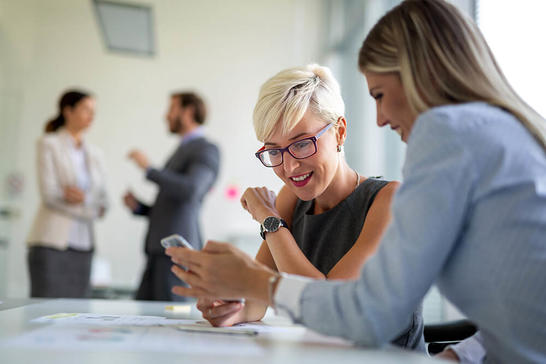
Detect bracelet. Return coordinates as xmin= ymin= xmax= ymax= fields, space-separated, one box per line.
xmin=268 ymin=273 xmax=281 ymax=307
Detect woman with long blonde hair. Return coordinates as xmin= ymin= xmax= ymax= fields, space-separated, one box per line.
xmin=166 ymin=1 xmax=546 ymax=362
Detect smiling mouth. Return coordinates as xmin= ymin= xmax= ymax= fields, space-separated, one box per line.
xmin=289 ymin=172 xmax=313 ymax=187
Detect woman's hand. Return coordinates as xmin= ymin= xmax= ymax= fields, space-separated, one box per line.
xmin=123 ymin=191 xmax=139 ymax=212
xmin=63 ymin=186 xmax=85 ymax=204
xmin=196 ymin=297 xmax=245 ymax=327
xmin=435 ymin=348 xmax=459 ymax=362
xmin=240 ymin=187 xmax=279 ymax=223
xmin=166 ymin=241 xmax=274 ymax=303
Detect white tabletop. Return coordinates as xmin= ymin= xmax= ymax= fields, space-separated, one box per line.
xmin=0 ymin=298 xmax=442 ymax=363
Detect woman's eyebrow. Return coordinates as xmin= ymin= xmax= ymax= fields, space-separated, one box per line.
xmin=289 ymin=132 xmax=308 ymax=141
xmin=264 ymin=132 xmax=310 ymax=146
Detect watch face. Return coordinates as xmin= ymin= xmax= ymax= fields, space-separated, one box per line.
xmin=263 ymin=216 xmax=281 ymax=232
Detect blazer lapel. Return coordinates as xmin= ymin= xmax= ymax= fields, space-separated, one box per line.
xmin=165 ymin=142 xmax=186 ymax=170
xmin=84 ymin=145 xmax=99 ymax=191
xmin=58 ymin=130 xmax=78 ymax=186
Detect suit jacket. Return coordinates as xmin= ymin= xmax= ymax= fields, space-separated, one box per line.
xmin=135 ymin=136 xmax=220 ymax=255
xmin=27 ymin=129 xmax=109 ymax=250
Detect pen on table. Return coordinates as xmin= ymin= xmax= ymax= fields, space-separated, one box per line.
xmin=174 ymin=325 xmax=258 ymax=336
xmin=164 ymin=305 xmax=192 ymax=314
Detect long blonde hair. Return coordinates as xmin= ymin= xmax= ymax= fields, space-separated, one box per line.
xmin=358 ymin=0 xmax=546 ymax=149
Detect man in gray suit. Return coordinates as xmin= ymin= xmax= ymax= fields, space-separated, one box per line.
xmin=124 ymin=91 xmax=220 ymax=301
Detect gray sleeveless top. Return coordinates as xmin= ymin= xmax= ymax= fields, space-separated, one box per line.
xmin=290 ymin=178 xmax=425 ymax=351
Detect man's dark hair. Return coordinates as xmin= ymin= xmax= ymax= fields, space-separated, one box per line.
xmin=171 ymin=91 xmax=207 ymax=125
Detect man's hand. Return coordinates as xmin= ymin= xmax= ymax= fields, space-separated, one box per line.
xmin=128 ymin=149 xmax=150 ymax=170
xmin=63 ymin=186 xmax=85 ymax=204
xmin=123 ymin=191 xmax=139 ymax=212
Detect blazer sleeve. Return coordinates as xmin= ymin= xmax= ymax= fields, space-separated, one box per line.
xmin=37 ymin=137 xmax=100 ymax=221
xmin=145 ymin=142 xmax=220 ymax=201
xmin=133 ymin=200 xmax=151 ymax=216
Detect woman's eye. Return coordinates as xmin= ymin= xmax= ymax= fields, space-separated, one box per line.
xmin=294 ymin=140 xmax=312 ymax=149
xmin=268 ymin=150 xmax=280 ymax=157
xmin=373 ymin=93 xmax=383 ymax=101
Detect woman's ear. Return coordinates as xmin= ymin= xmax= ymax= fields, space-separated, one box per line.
xmin=335 ymin=117 xmax=348 ymax=146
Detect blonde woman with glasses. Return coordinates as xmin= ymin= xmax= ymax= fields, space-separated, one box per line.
xmin=167 ymin=1 xmax=546 ymax=362
xmin=191 ymin=64 xmax=424 ymax=350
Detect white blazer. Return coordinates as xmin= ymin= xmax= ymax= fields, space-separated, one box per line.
xmin=27 ymin=129 xmax=109 ymax=250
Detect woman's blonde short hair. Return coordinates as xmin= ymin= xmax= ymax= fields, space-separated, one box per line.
xmin=359 ymin=0 xmax=546 ymax=149
xmin=253 ymin=64 xmax=345 ymax=142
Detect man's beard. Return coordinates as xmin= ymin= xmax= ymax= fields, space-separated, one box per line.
xmin=169 ymin=116 xmax=184 ymax=134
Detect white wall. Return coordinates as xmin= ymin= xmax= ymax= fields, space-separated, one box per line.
xmin=1 ymin=0 xmax=325 ymax=297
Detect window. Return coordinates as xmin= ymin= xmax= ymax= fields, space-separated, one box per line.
xmin=478 ymin=0 xmax=546 ymax=117
xmin=93 ymin=0 xmax=155 ymax=56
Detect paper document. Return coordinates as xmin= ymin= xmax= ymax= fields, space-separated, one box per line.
xmin=31 ymin=313 xmax=302 ymax=334
xmin=32 ymin=313 xmax=173 ymax=326
xmin=1 ymin=312 xmax=348 ymax=353
xmin=0 ymin=325 xmax=265 ymax=355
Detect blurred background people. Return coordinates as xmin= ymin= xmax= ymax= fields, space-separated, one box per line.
xmin=27 ymin=90 xmax=109 ymax=298
xmin=124 ymin=91 xmax=220 ymax=301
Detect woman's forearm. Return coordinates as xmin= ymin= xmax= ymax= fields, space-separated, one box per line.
xmin=265 ymin=229 xmax=325 ymax=279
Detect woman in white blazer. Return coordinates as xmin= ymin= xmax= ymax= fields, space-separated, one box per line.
xmin=27 ymin=90 xmax=108 ymax=298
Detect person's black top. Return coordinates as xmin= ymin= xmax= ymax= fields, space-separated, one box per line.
xmin=290 ymin=178 xmax=426 ymax=351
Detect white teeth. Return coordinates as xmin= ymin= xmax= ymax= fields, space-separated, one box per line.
xmin=291 ymin=173 xmax=311 ymax=182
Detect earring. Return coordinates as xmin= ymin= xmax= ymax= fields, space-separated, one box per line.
xmin=336 ymin=145 xmax=342 ymax=152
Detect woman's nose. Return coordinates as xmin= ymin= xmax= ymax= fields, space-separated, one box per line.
xmin=283 ymin=151 xmax=300 ymax=174
xmin=376 ymin=106 xmax=388 ymax=127
xmin=377 ymin=116 xmax=389 ymax=127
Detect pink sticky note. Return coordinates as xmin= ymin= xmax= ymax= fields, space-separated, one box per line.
xmin=224 ymin=184 xmax=240 ymax=200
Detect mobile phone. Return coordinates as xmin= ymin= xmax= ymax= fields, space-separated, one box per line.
xmin=161 ymin=234 xmax=243 ymax=303
xmin=161 ymin=234 xmax=194 ymax=250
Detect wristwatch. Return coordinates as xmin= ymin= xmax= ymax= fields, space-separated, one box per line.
xmin=260 ymin=216 xmax=288 ymax=240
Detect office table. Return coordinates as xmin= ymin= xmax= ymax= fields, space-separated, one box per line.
xmin=0 ymin=298 xmax=442 ymax=363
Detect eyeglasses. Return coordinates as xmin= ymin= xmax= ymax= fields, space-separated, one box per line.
xmin=255 ymin=123 xmax=334 ymax=167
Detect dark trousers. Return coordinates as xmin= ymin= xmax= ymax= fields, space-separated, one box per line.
xmin=28 ymin=246 xmax=92 ymax=298
xmin=135 ymin=254 xmax=190 ymax=302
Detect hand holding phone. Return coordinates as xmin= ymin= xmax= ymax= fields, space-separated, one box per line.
xmin=161 ymin=234 xmax=194 ymax=250
xmin=162 ymin=234 xmax=193 ymax=272
xmin=162 ymin=235 xmax=243 ymax=303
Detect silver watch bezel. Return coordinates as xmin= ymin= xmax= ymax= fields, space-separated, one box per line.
xmin=262 ymin=216 xmax=282 ymax=233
